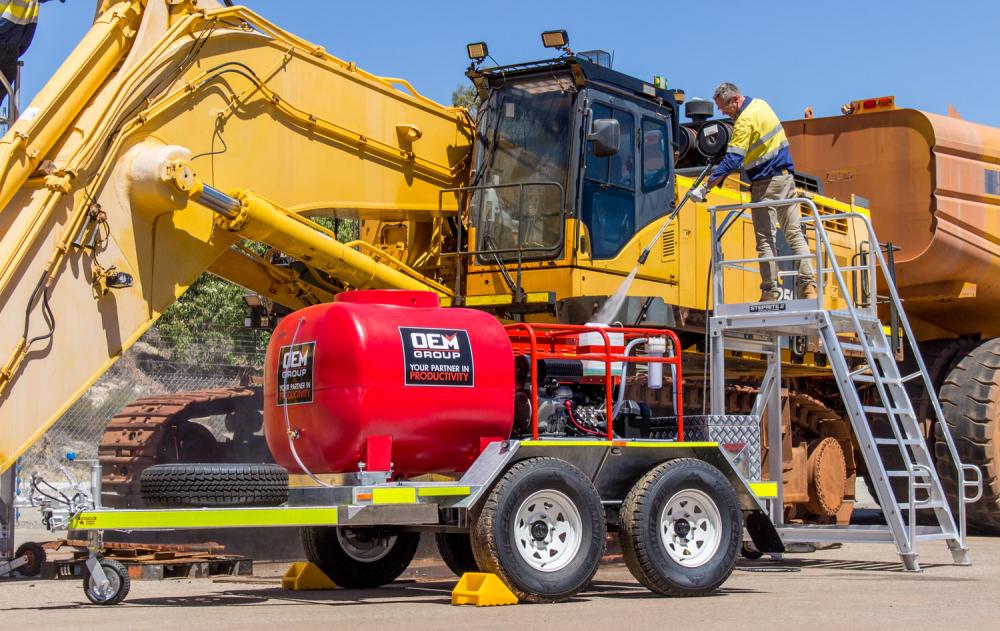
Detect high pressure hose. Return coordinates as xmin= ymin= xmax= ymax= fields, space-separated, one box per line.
xmin=282 ymin=316 xmax=334 ymax=488
xmin=612 ymin=337 xmax=648 ymax=420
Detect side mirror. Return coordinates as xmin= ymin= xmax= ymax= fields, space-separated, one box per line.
xmin=588 ymin=118 xmax=620 ymax=157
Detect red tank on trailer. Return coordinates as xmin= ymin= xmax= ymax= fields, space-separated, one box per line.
xmin=263 ymin=290 xmax=514 ymax=477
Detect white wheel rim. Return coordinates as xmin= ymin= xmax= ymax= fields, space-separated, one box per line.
xmin=89 ymin=568 xmax=120 ymax=602
xmin=513 ymin=489 xmax=583 ymax=572
xmin=659 ymin=489 xmax=722 ymax=567
xmin=336 ymin=528 xmax=396 ymax=563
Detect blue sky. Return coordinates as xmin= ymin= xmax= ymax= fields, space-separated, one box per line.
xmin=19 ymin=1 xmax=1000 ymax=127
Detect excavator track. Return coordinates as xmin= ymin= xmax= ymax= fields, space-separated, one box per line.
xmin=98 ymin=387 xmax=267 ymax=508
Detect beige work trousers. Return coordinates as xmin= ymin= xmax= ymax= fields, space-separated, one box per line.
xmin=749 ymin=173 xmax=815 ymax=294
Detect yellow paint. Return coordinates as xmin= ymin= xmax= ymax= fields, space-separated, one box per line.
xmin=452 ymin=573 xmax=519 ymax=607
xmin=68 ymin=507 xmax=339 ymax=530
xmin=0 ymin=3 xmax=471 ymax=473
xmin=371 ymin=487 xmax=417 ymax=504
xmin=519 ymin=440 xmax=718 ymax=448
xmin=749 ymin=481 xmax=779 ymax=498
xmin=417 ymin=486 xmax=471 ymax=497
xmin=463 ymin=176 xmax=868 ymax=315
xmin=282 ymin=562 xmax=337 ymax=591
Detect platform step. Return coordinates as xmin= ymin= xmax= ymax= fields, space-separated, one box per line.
xmin=841 ymin=342 xmax=891 ymax=355
xmin=898 ymin=501 xmax=946 ymax=510
xmin=863 ymin=405 xmax=914 ymax=417
xmin=874 ymin=437 xmax=924 ymax=446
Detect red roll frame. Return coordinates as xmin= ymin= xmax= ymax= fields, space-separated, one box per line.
xmin=505 ymin=323 xmax=684 ymax=441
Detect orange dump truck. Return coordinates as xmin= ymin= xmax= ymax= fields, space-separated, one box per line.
xmin=786 ymin=101 xmax=1000 ymax=531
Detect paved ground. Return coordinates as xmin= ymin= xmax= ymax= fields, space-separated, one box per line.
xmin=3 ymin=535 xmax=999 ymax=631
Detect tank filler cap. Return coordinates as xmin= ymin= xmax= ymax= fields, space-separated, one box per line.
xmin=335 ymin=289 xmax=440 ymax=308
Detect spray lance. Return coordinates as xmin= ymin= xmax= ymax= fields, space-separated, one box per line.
xmin=593 ymin=157 xmax=721 ymax=324
xmin=636 ymin=158 xmax=719 ymax=266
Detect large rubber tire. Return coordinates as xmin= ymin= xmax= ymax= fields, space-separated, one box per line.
xmin=139 ymin=463 xmax=288 ymax=507
xmin=936 ymin=338 xmax=1000 ymax=533
xmin=434 ymin=533 xmax=479 ymax=577
xmin=619 ymin=459 xmax=741 ymax=596
xmin=470 ymin=457 xmax=606 ymax=603
xmin=301 ymin=526 xmax=420 ymax=588
xmin=82 ymin=558 xmax=131 ymax=605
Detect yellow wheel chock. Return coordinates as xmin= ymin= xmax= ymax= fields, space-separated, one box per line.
xmin=451 ymin=572 xmax=518 ymax=606
xmin=281 ymin=562 xmax=337 ymax=590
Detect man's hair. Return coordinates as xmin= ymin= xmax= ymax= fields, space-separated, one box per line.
xmin=713 ymin=82 xmax=742 ymax=102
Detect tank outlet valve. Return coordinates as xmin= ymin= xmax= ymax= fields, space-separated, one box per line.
xmin=646 ymin=336 xmax=667 ymax=390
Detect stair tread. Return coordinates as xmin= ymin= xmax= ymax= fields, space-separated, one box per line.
xmin=874 ymin=437 xmax=924 ymax=445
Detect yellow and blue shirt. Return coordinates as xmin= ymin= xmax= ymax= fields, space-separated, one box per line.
xmin=710 ymin=96 xmax=794 ymax=182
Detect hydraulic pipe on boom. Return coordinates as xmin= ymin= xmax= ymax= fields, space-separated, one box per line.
xmin=153 ymin=155 xmax=452 ymax=296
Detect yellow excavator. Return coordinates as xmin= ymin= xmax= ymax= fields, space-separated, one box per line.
xmin=2 ymin=0 xmax=978 ymax=557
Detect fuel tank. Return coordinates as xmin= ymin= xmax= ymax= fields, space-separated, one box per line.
xmin=263 ymin=290 xmax=514 ymax=476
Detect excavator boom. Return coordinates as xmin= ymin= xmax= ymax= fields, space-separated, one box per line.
xmin=0 ymin=1 xmax=473 ymax=472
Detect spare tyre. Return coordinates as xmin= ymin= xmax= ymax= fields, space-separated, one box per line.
xmin=140 ymin=463 xmax=288 ymax=507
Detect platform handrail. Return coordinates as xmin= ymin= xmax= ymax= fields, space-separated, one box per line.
xmin=708 ymin=198 xmax=979 ymax=545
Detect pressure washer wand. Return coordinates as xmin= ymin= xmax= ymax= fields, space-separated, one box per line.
xmin=636 ymin=160 xmax=717 ymax=265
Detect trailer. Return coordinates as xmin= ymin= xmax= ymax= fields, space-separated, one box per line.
xmin=21 ymin=319 xmax=781 ymax=605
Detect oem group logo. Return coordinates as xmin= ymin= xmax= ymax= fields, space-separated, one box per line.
xmin=408 ymin=331 xmax=462 ymax=359
xmin=399 ymin=327 xmax=474 ymax=387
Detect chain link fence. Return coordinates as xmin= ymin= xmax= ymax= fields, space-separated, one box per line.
xmin=18 ymin=326 xmax=268 ymax=479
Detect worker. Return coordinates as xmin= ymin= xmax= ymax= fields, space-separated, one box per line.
xmin=691 ymin=83 xmax=817 ymax=301
xmin=0 ymin=1 xmax=58 ymax=98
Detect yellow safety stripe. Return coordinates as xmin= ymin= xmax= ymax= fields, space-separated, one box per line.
xmin=463 ymin=292 xmax=553 ymax=307
xmin=372 ymin=487 xmax=417 ymax=504
xmin=520 ymin=440 xmax=719 ymax=448
xmin=68 ymin=506 xmax=339 ymax=530
xmin=749 ymin=481 xmax=778 ymax=498
xmin=417 ymin=486 xmax=471 ymax=497
xmin=622 ymin=441 xmax=720 ymax=448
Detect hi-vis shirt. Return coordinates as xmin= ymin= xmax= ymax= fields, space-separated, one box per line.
xmin=1 ymin=0 xmax=41 ymax=26
xmin=710 ymin=96 xmax=794 ymax=182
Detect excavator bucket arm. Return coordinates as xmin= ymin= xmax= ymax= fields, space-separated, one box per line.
xmin=0 ymin=0 xmax=473 ymax=472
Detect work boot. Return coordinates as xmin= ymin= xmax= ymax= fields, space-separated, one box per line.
xmin=801 ymin=284 xmax=818 ymax=300
xmin=759 ymin=289 xmax=782 ymax=302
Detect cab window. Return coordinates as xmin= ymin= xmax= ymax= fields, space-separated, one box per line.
xmin=582 ymin=104 xmax=635 ymax=259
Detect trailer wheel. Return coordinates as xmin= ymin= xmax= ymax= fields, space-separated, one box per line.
xmin=139 ymin=463 xmax=288 ymax=507
xmin=434 ymin=533 xmax=479 ymax=576
xmin=619 ymin=459 xmax=741 ymax=596
xmin=14 ymin=541 xmax=45 ymax=577
xmin=82 ymin=558 xmax=130 ymax=605
xmin=471 ymin=457 xmax=605 ymax=603
xmin=936 ymin=338 xmax=1000 ymax=533
xmin=301 ymin=526 xmax=419 ymax=588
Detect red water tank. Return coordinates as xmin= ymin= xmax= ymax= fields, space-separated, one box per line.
xmin=263 ymin=290 xmax=514 ymax=477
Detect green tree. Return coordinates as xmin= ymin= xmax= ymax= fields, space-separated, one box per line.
xmin=452 ymin=84 xmax=479 ymax=115
xmin=155 ymin=216 xmax=359 ymax=362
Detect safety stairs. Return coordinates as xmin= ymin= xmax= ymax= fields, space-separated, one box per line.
xmin=707 ymin=198 xmax=982 ymax=571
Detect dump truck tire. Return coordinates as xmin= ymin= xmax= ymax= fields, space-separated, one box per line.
xmin=139 ymin=463 xmax=288 ymax=507
xmin=301 ymin=527 xmax=419 ymax=588
xmin=434 ymin=532 xmax=479 ymax=576
xmin=470 ymin=457 xmax=606 ymax=603
xmin=619 ymin=458 xmax=741 ymax=596
xmin=936 ymin=338 xmax=1000 ymax=533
